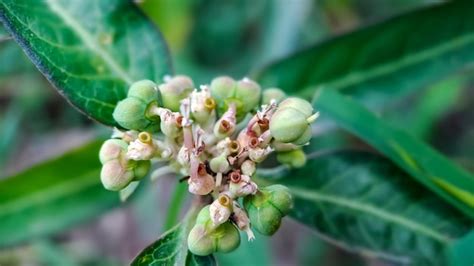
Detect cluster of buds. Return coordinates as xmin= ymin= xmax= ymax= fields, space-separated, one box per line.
xmin=98 ymin=75 xmax=317 ymax=256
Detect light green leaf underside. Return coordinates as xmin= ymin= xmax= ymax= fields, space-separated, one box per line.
xmin=255 ymin=1 xmax=474 ymax=108
xmin=0 ymin=0 xmax=172 ymax=125
xmin=312 ymin=89 xmax=474 ymax=218
xmin=0 ymin=140 xmax=120 ymax=248
xmin=258 ymin=151 xmax=472 ymax=265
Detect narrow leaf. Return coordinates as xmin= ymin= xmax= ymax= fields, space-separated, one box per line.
xmin=0 ymin=0 xmax=173 ymax=125
xmin=131 ymin=213 xmax=215 ymax=266
xmin=312 ymin=89 xmax=474 ymax=218
xmin=255 ymin=1 xmax=474 ymax=107
xmin=0 ymin=140 xmax=120 ymax=247
xmin=257 ymin=151 xmax=472 ymax=265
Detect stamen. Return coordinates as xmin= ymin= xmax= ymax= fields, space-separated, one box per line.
xmin=229 ymin=140 xmax=240 ymax=155
xmin=229 ymin=171 xmax=241 ymax=183
xmin=218 ymin=194 xmax=231 ymax=207
xmin=138 ymin=132 xmax=152 ymax=144
xmin=204 ymin=97 xmax=216 ymax=110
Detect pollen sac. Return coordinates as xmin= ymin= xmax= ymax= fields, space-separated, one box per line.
xmin=243 ymin=185 xmax=293 ymax=235
xmin=159 ymin=75 xmax=194 ymax=111
xmin=269 ymin=97 xmax=316 ymax=145
xmin=113 ymin=80 xmax=160 ymax=132
xmin=187 ymin=206 xmax=241 ymax=256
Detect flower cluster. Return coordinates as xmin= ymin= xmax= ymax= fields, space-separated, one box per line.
xmin=98 ymin=75 xmax=317 ymax=256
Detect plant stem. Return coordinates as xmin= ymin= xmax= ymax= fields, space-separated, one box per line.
xmin=164 ymin=182 xmax=188 ymax=230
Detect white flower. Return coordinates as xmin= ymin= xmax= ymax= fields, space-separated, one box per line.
xmin=209 ymin=194 xmax=233 ymax=227
xmin=248 ymin=146 xmax=273 ymax=163
xmin=127 ymin=138 xmax=155 ymax=160
xmin=233 ymin=202 xmax=255 ymax=241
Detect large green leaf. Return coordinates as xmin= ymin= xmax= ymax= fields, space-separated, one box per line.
xmin=0 ymin=140 xmax=120 ymax=247
xmin=254 ymin=1 xmax=474 ymax=106
xmin=257 ymin=151 xmax=472 ymax=265
xmin=313 ymin=88 xmax=474 ymax=218
xmin=131 ymin=219 xmax=216 ymax=266
xmin=0 ymin=0 xmax=172 ymax=125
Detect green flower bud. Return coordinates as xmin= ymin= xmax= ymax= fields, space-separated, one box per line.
xmin=188 ymin=206 xmax=241 ymax=256
xmin=100 ymin=159 xmax=135 ymax=191
xmin=277 ymin=148 xmax=307 ymax=168
xmin=99 ymin=139 xmax=128 ymax=164
xmin=113 ymin=80 xmax=161 ymax=131
xmin=278 ymin=97 xmax=313 ymax=117
xmin=209 ymin=153 xmax=230 ymax=173
xmin=243 ymin=185 xmax=292 ymax=235
xmin=292 ymin=126 xmax=312 ymax=145
xmin=159 ymin=75 xmax=194 ymax=111
xmin=262 ymin=88 xmax=286 ymax=104
xmin=235 ymin=78 xmax=261 ymax=113
xmin=132 ymin=159 xmax=151 ymax=181
xmin=127 ymin=80 xmax=159 ymax=103
xmin=270 ymin=108 xmax=308 ymax=143
xmin=210 ymin=76 xmax=236 ymax=103
xmin=113 ymin=97 xmax=160 ymax=132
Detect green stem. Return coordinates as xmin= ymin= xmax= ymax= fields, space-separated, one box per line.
xmin=164 ymin=182 xmax=188 ymax=230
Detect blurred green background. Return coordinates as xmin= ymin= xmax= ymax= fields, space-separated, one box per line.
xmin=2 ymin=0 xmax=473 ymax=265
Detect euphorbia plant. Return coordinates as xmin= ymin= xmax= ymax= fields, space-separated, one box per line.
xmin=0 ymin=1 xmax=473 ymax=265
xmin=99 ymin=75 xmax=316 ymax=256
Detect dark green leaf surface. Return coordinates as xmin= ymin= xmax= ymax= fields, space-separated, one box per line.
xmin=0 ymin=0 xmax=172 ymax=125
xmin=258 ymin=151 xmax=472 ymax=265
xmin=0 ymin=140 xmax=120 ymax=247
xmin=132 ymin=222 xmax=215 ymax=266
xmin=255 ymin=1 xmax=474 ymax=106
xmin=313 ymin=89 xmax=474 ymax=218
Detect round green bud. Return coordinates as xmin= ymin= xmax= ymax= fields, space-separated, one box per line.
xmin=265 ymin=184 xmax=293 ymax=215
xmin=278 ymin=97 xmax=313 ymax=117
xmin=243 ymin=193 xmax=282 ymax=235
xmin=132 ymin=160 xmax=151 ymax=181
xmin=127 ymin=80 xmax=159 ymax=103
xmin=210 ymin=76 xmax=236 ymax=102
xmin=209 ymin=153 xmax=230 ymax=173
xmin=270 ymin=108 xmax=308 ymax=143
xmin=235 ymin=78 xmax=261 ymax=113
xmin=276 ymin=148 xmax=307 ymax=168
xmin=262 ymin=88 xmax=286 ymax=104
xmin=188 ymin=206 xmax=241 ymax=256
xmin=243 ymin=185 xmax=293 ymax=235
xmin=195 ymin=205 xmax=212 ymax=225
xmin=159 ymin=75 xmax=194 ymax=111
xmin=100 ymin=159 xmax=134 ymax=191
xmin=99 ymin=139 xmax=128 ymax=164
xmin=113 ymin=97 xmax=159 ymax=132
xmin=292 ymin=126 xmax=312 ymax=146
xmin=187 ymin=224 xmax=214 ymax=256
xmin=212 ymin=222 xmax=240 ymax=253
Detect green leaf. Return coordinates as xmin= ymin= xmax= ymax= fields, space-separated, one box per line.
xmin=257 ymin=151 xmax=472 ymax=265
xmin=313 ymin=88 xmax=474 ymax=218
xmin=0 ymin=140 xmax=120 ymax=247
xmin=131 ymin=216 xmax=216 ymax=266
xmin=254 ymin=1 xmax=474 ymax=106
xmin=0 ymin=0 xmax=172 ymax=125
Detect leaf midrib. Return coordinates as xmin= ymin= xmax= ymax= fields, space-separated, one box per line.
xmin=44 ymin=0 xmax=134 ymax=84
xmin=0 ymin=169 xmax=102 ymax=216
xmin=288 ymin=186 xmax=450 ymax=244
